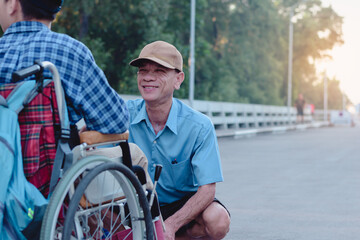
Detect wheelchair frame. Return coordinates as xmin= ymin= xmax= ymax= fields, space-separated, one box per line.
xmin=8 ymin=61 xmax=161 ymax=240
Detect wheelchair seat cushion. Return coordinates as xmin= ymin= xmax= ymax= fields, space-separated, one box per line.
xmin=0 ymin=82 xmax=60 ymax=197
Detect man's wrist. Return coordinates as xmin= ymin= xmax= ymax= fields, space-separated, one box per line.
xmin=164 ymin=219 xmax=177 ymax=236
xmin=164 ymin=217 xmax=177 ymax=231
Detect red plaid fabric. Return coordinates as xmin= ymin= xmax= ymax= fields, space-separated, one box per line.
xmin=0 ymin=82 xmax=60 ymax=197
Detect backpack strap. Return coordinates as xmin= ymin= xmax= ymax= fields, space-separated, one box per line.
xmin=6 ymin=81 xmax=37 ymax=112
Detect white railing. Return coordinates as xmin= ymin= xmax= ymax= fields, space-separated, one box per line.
xmin=121 ymin=95 xmax=318 ymax=130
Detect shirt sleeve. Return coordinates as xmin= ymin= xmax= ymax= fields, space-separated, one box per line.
xmin=76 ymin=54 xmax=129 ymax=134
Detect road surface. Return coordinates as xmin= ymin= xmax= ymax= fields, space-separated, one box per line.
xmin=217 ymin=125 xmax=360 ymax=240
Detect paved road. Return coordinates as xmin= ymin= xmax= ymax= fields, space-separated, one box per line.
xmin=216 ymin=125 xmax=360 ymax=240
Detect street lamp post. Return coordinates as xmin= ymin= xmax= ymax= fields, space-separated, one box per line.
xmin=323 ymin=74 xmax=328 ymax=121
xmin=287 ymin=6 xmax=294 ymax=124
xmin=189 ymin=0 xmax=196 ymax=107
xmin=287 ymin=0 xmax=306 ymax=124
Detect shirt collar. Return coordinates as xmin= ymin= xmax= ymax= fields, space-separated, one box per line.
xmin=4 ymin=21 xmax=49 ymax=36
xmin=131 ymin=101 xmax=149 ymax=125
xmin=131 ymin=98 xmax=179 ymax=135
xmin=166 ymin=99 xmax=178 ymax=135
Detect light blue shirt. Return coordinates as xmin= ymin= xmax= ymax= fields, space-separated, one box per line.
xmin=127 ymin=98 xmax=223 ymax=205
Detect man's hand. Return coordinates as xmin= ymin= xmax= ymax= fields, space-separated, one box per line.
xmin=161 ymin=184 xmax=216 ymax=239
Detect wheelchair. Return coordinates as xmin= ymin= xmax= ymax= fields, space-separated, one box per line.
xmin=0 ymin=61 xmax=164 ymax=240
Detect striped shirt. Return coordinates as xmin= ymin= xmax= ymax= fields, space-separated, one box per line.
xmin=0 ymin=21 xmax=129 ymax=134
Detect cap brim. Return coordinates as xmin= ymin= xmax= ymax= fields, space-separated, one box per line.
xmin=129 ymin=57 xmax=176 ymax=70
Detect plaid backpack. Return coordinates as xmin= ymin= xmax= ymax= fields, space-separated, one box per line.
xmin=0 ymin=61 xmax=73 ymax=239
xmin=0 ymin=81 xmax=49 ymax=239
xmin=0 ymin=81 xmax=60 ymax=198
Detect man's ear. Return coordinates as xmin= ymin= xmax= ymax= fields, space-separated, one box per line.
xmin=1 ymin=0 xmax=21 ymax=32
xmin=174 ymin=72 xmax=185 ymax=90
xmin=7 ymin=0 xmax=20 ymax=16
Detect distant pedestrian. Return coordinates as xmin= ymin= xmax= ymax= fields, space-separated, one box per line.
xmin=295 ymin=93 xmax=306 ymax=123
xmin=310 ymin=103 xmax=315 ymax=121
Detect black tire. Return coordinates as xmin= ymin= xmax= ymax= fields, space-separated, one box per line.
xmin=62 ymin=161 xmax=154 ymax=240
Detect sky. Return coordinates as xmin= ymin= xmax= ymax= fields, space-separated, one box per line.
xmin=318 ymin=0 xmax=360 ymax=105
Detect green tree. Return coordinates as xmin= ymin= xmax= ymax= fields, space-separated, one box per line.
xmin=1 ymin=0 xmax=346 ymax=109
xmin=279 ymin=0 xmax=344 ymax=105
xmin=53 ymin=0 xmax=171 ymax=94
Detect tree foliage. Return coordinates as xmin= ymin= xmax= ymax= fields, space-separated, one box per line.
xmin=1 ymin=0 xmax=346 ymax=109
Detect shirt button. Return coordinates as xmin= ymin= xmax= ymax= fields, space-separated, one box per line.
xmin=153 ymin=140 xmax=157 ymax=144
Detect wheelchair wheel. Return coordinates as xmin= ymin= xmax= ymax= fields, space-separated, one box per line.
xmin=40 ymin=155 xmax=115 ymax=240
xmin=62 ymin=161 xmax=154 ymax=240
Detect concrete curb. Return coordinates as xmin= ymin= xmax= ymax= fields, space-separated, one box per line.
xmin=216 ymin=121 xmax=330 ymax=138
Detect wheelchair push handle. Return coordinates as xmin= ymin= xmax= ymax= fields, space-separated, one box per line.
xmin=154 ymin=164 xmax=162 ymax=182
xmin=12 ymin=61 xmax=46 ymax=94
xmin=12 ymin=61 xmax=44 ymax=82
xmin=12 ymin=61 xmax=68 ymax=131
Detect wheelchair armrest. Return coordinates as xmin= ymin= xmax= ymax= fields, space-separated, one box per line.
xmin=79 ymin=130 xmax=129 ymax=145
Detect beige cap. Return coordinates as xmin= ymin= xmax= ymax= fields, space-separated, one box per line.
xmin=130 ymin=41 xmax=183 ymax=72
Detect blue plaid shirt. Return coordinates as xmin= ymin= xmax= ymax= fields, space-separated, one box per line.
xmin=0 ymin=21 xmax=129 ymax=134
